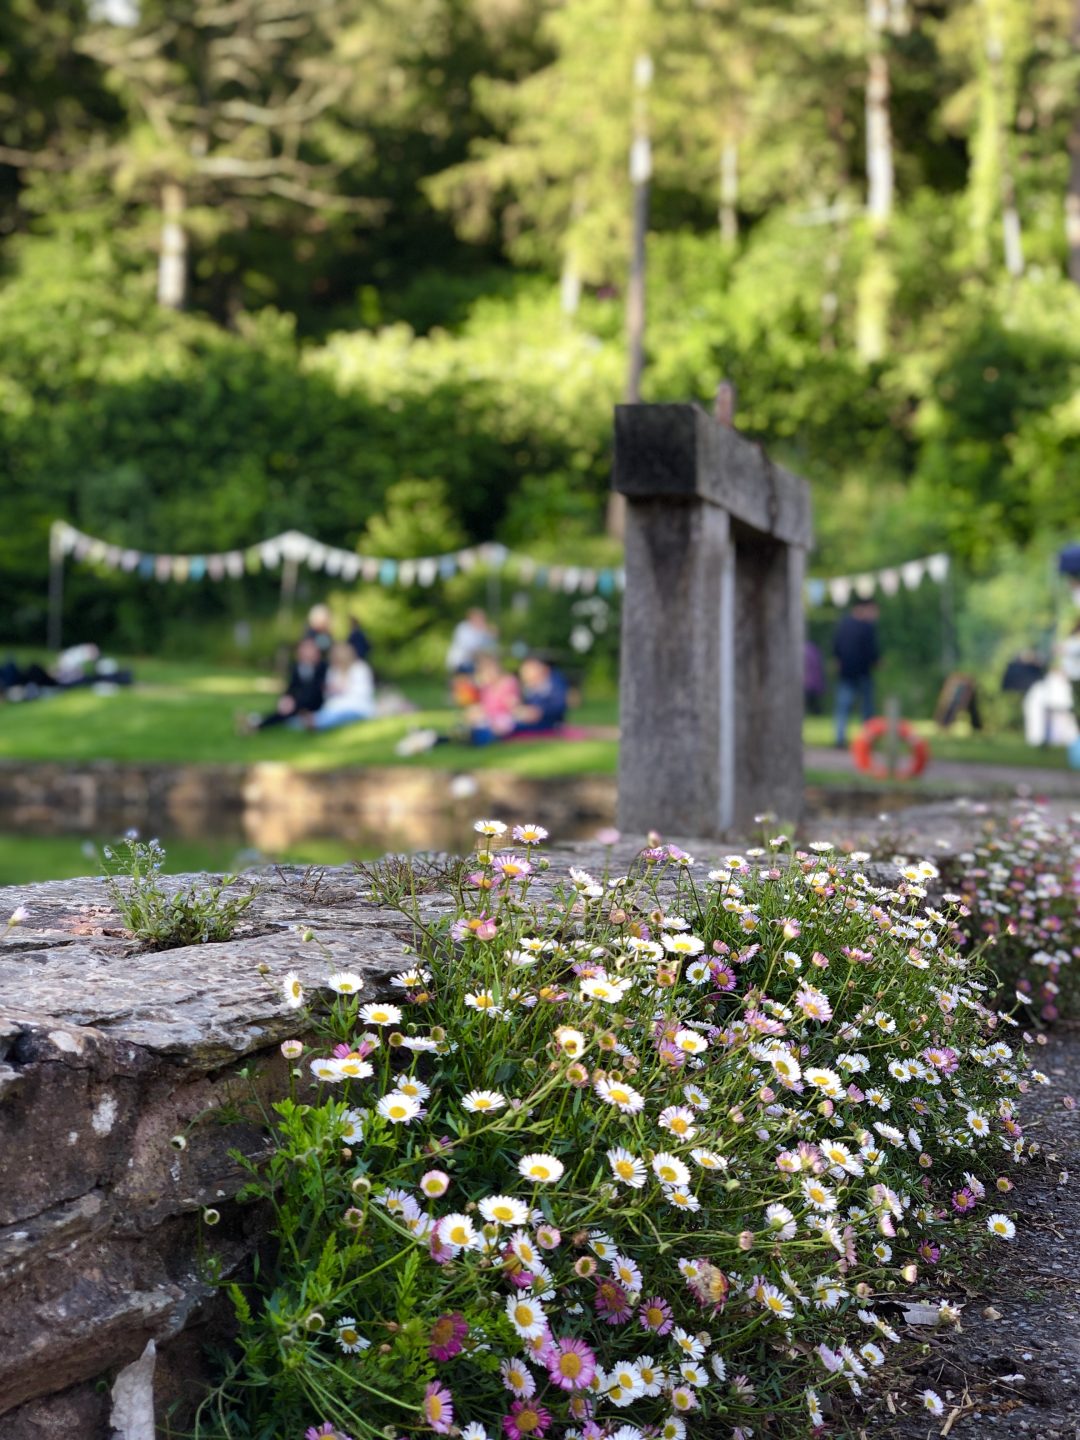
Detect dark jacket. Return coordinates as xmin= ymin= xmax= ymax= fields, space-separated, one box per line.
xmin=287 ymin=659 xmax=328 ymax=712
xmin=520 ymin=670 xmax=569 ymax=729
xmin=833 ymin=615 xmax=879 ymax=682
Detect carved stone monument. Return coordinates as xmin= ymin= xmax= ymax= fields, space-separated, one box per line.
xmin=613 ymin=401 xmax=813 ymax=837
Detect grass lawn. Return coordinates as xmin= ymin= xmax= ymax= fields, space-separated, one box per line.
xmin=0 ymin=833 xmax=369 ymax=887
xmin=0 ymin=657 xmax=1067 ymax=778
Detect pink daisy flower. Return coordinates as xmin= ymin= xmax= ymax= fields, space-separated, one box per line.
xmin=546 ymin=1336 xmax=597 ymax=1391
xmin=423 ymin=1382 xmax=454 ymax=1434
xmin=593 ymin=1278 xmax=632 ymax=1325
xmin=638 ymin=1296 xmax=674 ymax=1335
xmin=502 ymin=1400 xmax=552 ymax=1439
xmin=428 ymin=1313 xmax=468 ymax=1362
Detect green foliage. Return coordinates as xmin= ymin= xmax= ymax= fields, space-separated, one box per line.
xmin=3 ymin=0 xmax=1080 ymax=701
xmin=103 ymin=836 xmax=255 ymax=949
xmin=195 ymin=829 xmax=1034 ymax=1439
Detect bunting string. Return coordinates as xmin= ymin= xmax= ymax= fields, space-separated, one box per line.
xmin=49 ymin=523 xmax=626 ymax=598
xmin=804 ymin=553 xmax=950 ymax=609
xmin=51 ymin=522 xmax=949 ymax=607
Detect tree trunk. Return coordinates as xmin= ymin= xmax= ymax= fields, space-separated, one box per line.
xmin=1066 ymin=0 xmax=1080 ymax=283
xmin=157 ymin=180 xmax=188 ymax=309
xmin=864 ymin=0 xmax=893 ymax=231
xmin=856 ymin=0 xmax=895 ymax=362
xmin=984 ymin=1 xmax=1024 ymax=277
xmin=719 ymin=137 xmax=738 ymax=246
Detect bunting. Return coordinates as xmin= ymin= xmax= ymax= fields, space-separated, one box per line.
xmin=806 ymin=553 xmax=950 ymax=608
xmin=49 ymin=523 xmax=626 ymax=599
xmin=50 ymin=521 xmax=949 ymax=608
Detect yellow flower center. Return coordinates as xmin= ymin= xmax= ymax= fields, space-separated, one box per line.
xmin=559 ymin=1353 xmax=582 ymax=1378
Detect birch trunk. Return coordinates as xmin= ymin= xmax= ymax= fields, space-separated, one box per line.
xmin=719 ymin=138 xmax=738 ymax=246
xmin=856 ymin=0 xmax=895 ymax=362
xmin=1066 ymin=0 xmax=1080 ymax=283
xmin=156 ymin=180 xmax=188 ymax=310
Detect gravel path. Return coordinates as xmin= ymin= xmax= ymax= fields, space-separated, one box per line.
xmin=866 ymin=1029 xmax=1080 ymax=1439
xmin=804 ymin=747 xmax=1080 ymax=798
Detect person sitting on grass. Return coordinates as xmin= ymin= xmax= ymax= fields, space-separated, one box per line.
xmin=512 ymin=656 xmax=569 ymax=736
xmin=465 ymin=652 xmax=521 ymax=745
xmin=303 ymin=642 xmax=374 ymax=731
xmin=242 ymin=637 xmax=327 ymax=731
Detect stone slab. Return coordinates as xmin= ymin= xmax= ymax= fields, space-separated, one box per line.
xmin=612 ymin=403 xmax=813 ymax=548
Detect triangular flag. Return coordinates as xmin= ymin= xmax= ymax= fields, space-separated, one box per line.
xmin=829 ymin=576 xmax=852 ymax=607
xmin=340 ymin=555 xmax=361 ymax=582
xmin=417 ymin=558 xmax=438 ymax=586
xmin=805 ymin=577 xmax=827 ymax=607
xmin=879 ymin=567 xmax=900 ymax=596
xmin=854 ymin=573 xmax=875 ymax=599
xmin=926 ymin=553 xmax=950 ymax=583
xmin=901 ymin=559 xmax=925 ymax=590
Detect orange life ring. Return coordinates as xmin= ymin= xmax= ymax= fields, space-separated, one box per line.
xmin=850 ymin=717 xmax=930 ymax=780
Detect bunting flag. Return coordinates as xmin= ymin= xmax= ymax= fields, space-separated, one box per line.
xmin=807 ymin=553 xmax=950 ymax=608
xmin=48 ymin=522 xmax=626 ymax=600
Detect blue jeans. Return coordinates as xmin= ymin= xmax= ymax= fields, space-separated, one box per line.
xmin=835 ymin=674 xmax=874 ymax=746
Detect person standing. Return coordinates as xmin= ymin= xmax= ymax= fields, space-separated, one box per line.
xmin=832 ymin=601 xmax=880 ymax=747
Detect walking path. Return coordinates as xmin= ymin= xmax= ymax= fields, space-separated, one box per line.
xmin=872 ymin=1029 xmax=1080 ymax=1438
xmin=805 ymin=747 xmax=1080 ymax=798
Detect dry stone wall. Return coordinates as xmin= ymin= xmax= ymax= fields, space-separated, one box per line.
xmin=0 ymin=846 xmax=643 ymax=1438
xmin=0 ymin=802 xmax=1023 ymax=1436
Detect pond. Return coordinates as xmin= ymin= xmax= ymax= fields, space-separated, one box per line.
xmin=0 ymin=757 xmax=943 ymax=886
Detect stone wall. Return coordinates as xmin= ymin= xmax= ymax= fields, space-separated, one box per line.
xmin=0 ymin=801 xmax=1037 ymax=1435
xmin=0 ymin=844 xmax=652 ymax=1437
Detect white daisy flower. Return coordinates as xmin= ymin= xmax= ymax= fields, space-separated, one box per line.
xmin=505 ymin=1292 xmax=547 ymax=1339
xmin=658 ymin=1105 xmax=698 ymax=1139
xmin=594 ymin=1077 xmax=645 ymax=1113
xmin=327 ymin=971 xmax=364 ymax=996
xmin=475 ymin=819 xmax=508 ymax=836
xmin=517 ymin=1153 xmax=565 ymax=1184
xmin=664 ymin=1187 xmax=700 ymax=1212
xmin=652 ymin=1153 xmax=690 ymax=1187
xmin=580 ymin=976 xmax=632 ymax=1003
xmin=479 ymin=1194 xmax=530 ymax=1227
xmin=376 ymin=1091 xmax=421 ymax=1124
xmin=335 ymin=1317 xmax=369 ymax=1353
xmin=607 ymin=1146 xmax=647 ymax=1188
xmin=437 ymin=1213 xmax=479 ymax=1251
xmin=359 ymin=1002 xmax=402 ymax=1026
xmin=281 ymin=972 xmax=304 ymax=1009
xmin=672 ymin=1029 xmax=708 ymax=1055
xmin=462 ymin=1088 xmax=507 ymax=1113
xmin=690 ymin=1147 xmax=725 ymax=1170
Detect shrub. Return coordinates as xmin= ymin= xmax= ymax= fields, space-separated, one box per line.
xmin=198 ymin=826 xmax=1032 ymax=1439
xmin=950 ymin=807 xmax=1080 ymax=1024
